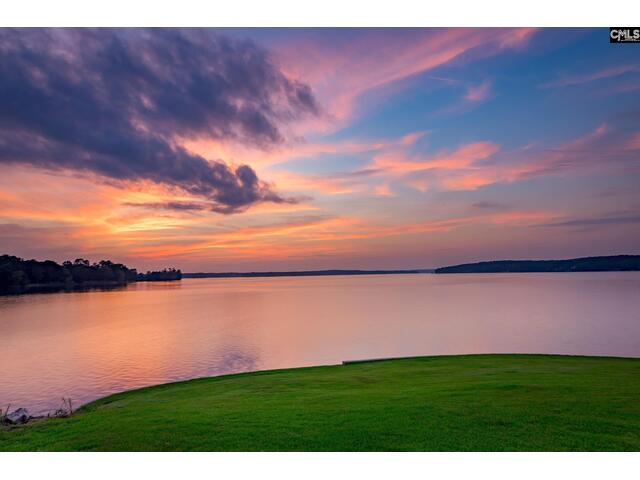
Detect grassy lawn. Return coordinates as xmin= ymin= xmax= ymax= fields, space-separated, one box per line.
xmin=2 ymin=354 xmax=639 ymax=451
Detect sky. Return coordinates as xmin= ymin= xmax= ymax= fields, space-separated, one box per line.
xmin=0 ymin=27 xmax=639 ymax=272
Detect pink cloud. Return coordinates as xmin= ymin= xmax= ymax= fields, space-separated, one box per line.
xmin=435 ymin=123 xmax=640 ymax=191
xmin=426 ymin=125 xmax=613 ymax=191
xmin=181 ymin=135 xmax=392 ymax=172
xmin=399 ymin=131 xmax=428 ymax=146
xmin=272 ymin=28 xmax=538 ymax=132
xmin=464 ymin=80 xmax=492 ymax=102
xmin=271 ymin=171 xmax=371 ymax=195
xmin=285 ymin=118 xmax=640 ymax=199
xmin=373 ymin=184 xmax=394 ymax=197
xmin=505 ymin=124 xmax=610 ymax=180
xmin=628 ymin=133 xmax=640 ymax=150
xmin=364 ymin=121 xmax=640 ymax=194
xmin=263 ymin=131 xmax=429 ymax=195
xmin=373 ymin=141 xmax=501 ymax=174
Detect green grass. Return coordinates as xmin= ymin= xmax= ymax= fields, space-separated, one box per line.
xmin=2 ymin=354 xmax=640 ymax=451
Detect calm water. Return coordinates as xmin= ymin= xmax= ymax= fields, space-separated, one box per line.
xmin=1 ymin=272 xmax=639 ymax=414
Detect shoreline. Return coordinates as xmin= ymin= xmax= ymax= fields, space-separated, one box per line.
xmin=3 ymin=353 xmax=640 ymax=451
xmin=13 ymin=353 xmax=640 ymax=417
xmin=80 ymin=352 xmax=640 ymax=408
xmin=183 ymin=269 xmax=434 ymax=279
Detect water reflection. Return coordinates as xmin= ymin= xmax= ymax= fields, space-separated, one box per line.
xmin=208 ymin=349 xmax=260 ymax=377
xmin=1 ymin=272 xmax=639 ymax=413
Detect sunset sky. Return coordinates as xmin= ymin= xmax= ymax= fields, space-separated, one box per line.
xmin=1 ymin=27 xmax=639 ymax=271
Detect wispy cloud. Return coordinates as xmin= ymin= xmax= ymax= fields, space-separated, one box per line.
xmin=266 ymin=131 xmax=426 ymax=195
xmin=465 ymin=80 xmax=492 ymax=102
xmin=540 ymin=65 xmax=639 ymax=89
xmin=422 ymin=123 xmax=640 ymax=191
xmin=272 ymin=170 xmax=380 ymax=195
xmin=541 ymin=212 xmax=640 ymax=228
xmin=371 ymin=141 xmax=502 ymax=191
xmin=273 ymin=28 xmax=537 ymax=131
xmin=373 ymin=184 xmax=394 ymax=197
xmin=303 ymin=120 xmax=640 ymax=196
xmin=373 ymin=142 xmax=501 ymax=174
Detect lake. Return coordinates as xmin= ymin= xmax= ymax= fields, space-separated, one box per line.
xmin=1 ymin=272 xmax=639 ymax=414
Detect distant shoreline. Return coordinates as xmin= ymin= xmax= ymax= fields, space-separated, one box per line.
xmin=435 ymin=255 xmax=640 ymax=274
xmin=184 ymin=255 xmax=640 ymax=278
xmin=183 ymin=269 xmax=434 ymax=279
xmin=4 ymin=254 xmax=640 ymax=294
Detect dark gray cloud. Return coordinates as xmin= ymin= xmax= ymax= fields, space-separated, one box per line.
xmin=331 ymin=168 xmax=383 ymax=179
xmin=542 ymin=212 xmax=640 ymax=228
xmin=0 ymin=28 xmax=319 ymax=213
xmin=123 ymin=201 xmax=208 ymax=212
xmin=471 ymin=201 xmax=507 ymax=210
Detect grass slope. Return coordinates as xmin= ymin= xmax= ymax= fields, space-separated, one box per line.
xmin=2 ymin=354 xmax=640 ymax=451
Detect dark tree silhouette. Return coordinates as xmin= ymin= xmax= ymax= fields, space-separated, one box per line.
xmin=435 ymin=255 xmax=640 ymax=273
xmin=137 ymin=268 xmax=182 ymax=281
xmin=0 ymin=255 xmax=140 ymax=294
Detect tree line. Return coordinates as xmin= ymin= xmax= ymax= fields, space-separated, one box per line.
xmin=435 ymin=255 xmax=640 ymax=274
xmin=137 ymin=268 xmax=182 ymax=281
xmin=0 ymin=255 xmax=181 ymax=294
